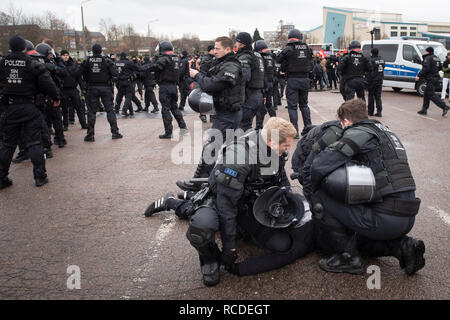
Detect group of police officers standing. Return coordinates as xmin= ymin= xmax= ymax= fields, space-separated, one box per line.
xmin=0 ymin=29 xmax=440 ymax=288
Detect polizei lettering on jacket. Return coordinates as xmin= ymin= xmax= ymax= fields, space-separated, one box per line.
xmin=89 ymin=57 xmax=103 ymax=63
xmin=4 ymin=60 xmax=26 ymax=67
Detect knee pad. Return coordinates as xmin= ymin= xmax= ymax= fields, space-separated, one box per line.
xmin=186 ymin=225 xmax=215 ymax=248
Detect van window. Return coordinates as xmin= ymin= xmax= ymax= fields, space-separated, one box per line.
xmin=363 ymin=44 xmax=398 ymax=62
xmin=403 ymin=45 xmax=421 ymax=63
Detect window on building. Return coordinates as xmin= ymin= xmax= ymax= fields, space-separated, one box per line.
xmin=401 ymin=32 xmax=408 ymax=36
xmin=410 ymin=27 xmax=417 ymax=30
xmin=363 ymin=44 xmax=399 ymax=63
xmin=391 ymin=26 xmax=398 ymax=30
xmin=410 ymin=32 xmax=417 ymax=36
xmin=391 ymin=31 xmax=398 ymax=36
xmin=403 ymin=45 xmax=421 ymax=63
xmin=401 ymin=26 xmax=407 ymax=30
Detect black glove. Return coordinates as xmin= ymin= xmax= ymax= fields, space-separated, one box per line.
xmin=221 ymin=248 xmax=237 ymax=271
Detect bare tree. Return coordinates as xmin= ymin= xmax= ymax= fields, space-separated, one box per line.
xmin=274 ymin=20 xmax=288 ymax=48
xmin=0 ymin=11 xmax=12 ymax=25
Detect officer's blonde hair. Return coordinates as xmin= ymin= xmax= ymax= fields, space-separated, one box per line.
xmin=261 ymin=117 xmax=297 ymax=144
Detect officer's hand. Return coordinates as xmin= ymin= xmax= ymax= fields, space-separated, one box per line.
xmin=415 ymin=76 xmax=420 ymax=82
xmin=189 ymin=67 xmax=199 ymax=78
xmin=53 ymin=100 xmax=60 ymax=107
xmin=221 ymin=248 xmax=237 ymax=269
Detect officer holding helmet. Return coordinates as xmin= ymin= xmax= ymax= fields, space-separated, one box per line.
xmin=276 ymin=29 xmax=313 ymax=138
xmin=304 ymin=99 xmax=425 ymax=276
xmin=176 ymin=36 xmax=243 ymax=191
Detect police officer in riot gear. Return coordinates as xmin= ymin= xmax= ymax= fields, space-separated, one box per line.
xmin=234 ymin=32 xmax=265 ymax=132
xmin=176 ymin=36 xmax=243 ymax=191
xmin=254 ymin=40 xmax=276 ymax=129
xmin=178 ymin=50 xmax=190 ymax=111
xmin=276 ymin=29 xmax=313 ymax=138
xmin=81 ymin=44 xmax=122 ymax=141
xmin=142 ymin=56 xmax=159 ymax=113
xmin=146 ymin=118 xmax=314 ymax=285
xmin=0 ymin=35 xmax=60 ymax=189
xmin=338 ymin=40 xmax=372 ymax=101
xmin=304 ymin=99 xmax=425 ymax=275
xmin=148 ymin=41 xmax=188 ymax=139
xmin=366 ymin=48 xmax=385 ymax=117
xmin=416 ymin=47 xmax=450 ymax=116
xmin=114 ymin=52 xmax=147 ymax=116
xmin=59 ymin=50 xmax=88 ymax=129
xmin=199 ymin=45 xmax=216 ymax=123
xmin=35 ymin=42 xmax=68 ymax=148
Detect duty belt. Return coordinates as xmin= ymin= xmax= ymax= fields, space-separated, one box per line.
xmin=8 ymin=96 xmax=35 ymax=105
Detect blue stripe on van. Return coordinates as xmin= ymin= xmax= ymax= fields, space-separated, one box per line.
xmin=384 ymin=64 xmax=421 ymax=77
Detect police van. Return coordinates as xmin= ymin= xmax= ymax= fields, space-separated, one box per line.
xmin=361 ymin=37 xmax=447 ymax=96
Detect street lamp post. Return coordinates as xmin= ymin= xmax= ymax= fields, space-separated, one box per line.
xmin=81 ymin=0 xmax=92 ymax=59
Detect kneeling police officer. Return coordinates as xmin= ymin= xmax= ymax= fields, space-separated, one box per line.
xmin=304 ymin=99 xmax=425 ymax=275
xmin=145 ymin=118 xmax=314 ymax=286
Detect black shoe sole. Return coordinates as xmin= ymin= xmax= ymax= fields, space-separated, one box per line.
xmin=0 ymin=180 xmax=13 ymax=190
xmin=35 ymin=178 xmax=48 ymax=187
xmin=318 ymin=259 xmax=365 ymax=275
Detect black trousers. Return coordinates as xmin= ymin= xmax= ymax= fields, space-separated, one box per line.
xmin=116 ymin=84 xmax=134 ymax=114
xmin=240 ymin=90 xmax=264 ymax=132
xmin=159 ymin=83 xmax=186 ymax=135
xmin=367 ymin=83 xmax=383 ymax=115
xmin=327 ymin=70 xmax=337 ymax=89
xmin=179 ymin=79 xmax=190 ymax=108
xmin=257 ymin=82 xmax=276 ymax=130
xmin=423 ymin=79 xmax=448 ymax=111
xmin=144 ymin=85 xmax=158 ymax=109
xmin=286 ymin=77 xmax=312 ymax=133
xmin=87 ymin=86 xmax=119 ymax=136
xmin=0 ymin=104 xmax=46 ymax=180
xmin=272 ymin=78 xmax=281 ymax=106
xmin=344 ymin=77 xmax=366 ymax=101
xmin=62 ymin=88 xmax=86 ymax=128
xmin=45 ymin=101 xmax=65 ymax=142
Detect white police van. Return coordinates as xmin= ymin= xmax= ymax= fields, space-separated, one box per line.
xmin=361 ymin=37 xmax=447 ymax=96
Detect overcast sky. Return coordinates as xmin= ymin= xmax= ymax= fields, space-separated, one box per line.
xmin=0 ymin=0 xmax=448 ymax=40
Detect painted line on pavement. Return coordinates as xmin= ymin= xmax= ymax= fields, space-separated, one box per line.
xmin=388 ymin=105 xmax=438 ymax=122
xmin=151 ymin=215 xmax=177 ymax=259
xmin=428 ymin=206 xmax=450 ymax=227
xmin=309 ymin=104 xmax=330 ymax=122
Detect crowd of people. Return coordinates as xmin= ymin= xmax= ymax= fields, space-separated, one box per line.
xmin=2 ymin=29 xmax=448 ymax=287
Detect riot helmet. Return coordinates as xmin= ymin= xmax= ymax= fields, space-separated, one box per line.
xmin=35 ymin=43 xmax=53 ymax=58
xmin=25 ymin=40 xmax=34 ymax=51
xmin=253 ymin=186 xmax=306 ymax=228
xmin=158 ymin=41 xmax=173 ymax=54
xmin=288 ymin=29 xmax=303 ymax=43
xmin=322 ymin=163 xmax=376 ymax=205
xmin=348 ymin=40 xmax=361 ymax=51
xmin=188 ymin=88 xmax=214 ymax=114
xmin=254 ymin=40 xmax=271 ymax=53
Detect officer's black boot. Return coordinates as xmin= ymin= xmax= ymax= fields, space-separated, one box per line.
xmin=0 ymin=177 xmax=13 ymax=190
xmin=417 ymin=108 xmax=427 ymax=115
xmin=176 ymin=161 xmax=208 ymax=192
xmin=84 ymin=134 xmax=95 ymax=142
xmin=159 ymin=132 xmax=172 ymax=139
xmin=357 ymin=235 xmax=425 ymax=275
xmin=443 ymin=106 xmax=449 ymax=117
xmin=112 ymin=132 xmax=123 ymax=139
xmin=319 ymin=252 xmax=365 ymax=274
xmin=144 ymin=194 xmax=176 ymax=217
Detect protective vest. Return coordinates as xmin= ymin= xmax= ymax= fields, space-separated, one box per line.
xmin=333 ymin=119 xmax=416 ymax=198
xmin=2 ymin=52 xmax=38 ymax=98
xmin=427 ymin=54 xmax=443 ymax=78
xmin=237 ymin=50 xmax=264 ymax=90
xmin=369 ymin=56 xmax=385 ymax=83
xmin=159 ymin=54 xmax=180 ymax=83
xmin=286 ymin=43 xmax=313 ymax=74
xmin=209 ymin=55 xmax=243 ymax=113
xmin=345 ymin=51 xmax=365 ymax=78
xmin=86 ymin=55 xmax=110 ymax=84
xmin=262 ymin=53 xmax=274 ymax=82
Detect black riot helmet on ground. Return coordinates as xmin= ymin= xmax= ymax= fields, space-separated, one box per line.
xmin=157 ymin=41 xmax=174 ymax=54
xmin=253 ymin=186 xmax=306 ymax=228
xmin=254 ymin=40 xmax=271 ymax=54
xmin=35 ymin=43 xmax=53 ymax=58
xmin=288 ymin=29 xmax=303 ymax=43
xmin=349 ymin=40 xmax=362 ymax=51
